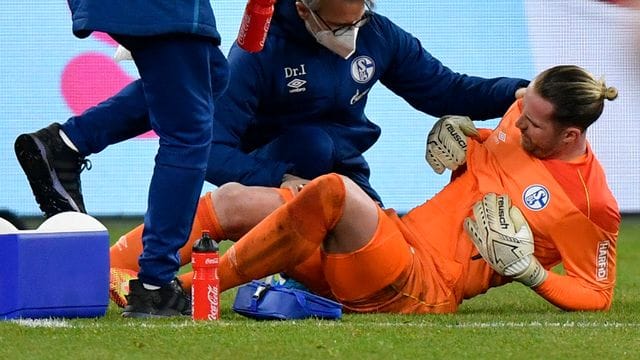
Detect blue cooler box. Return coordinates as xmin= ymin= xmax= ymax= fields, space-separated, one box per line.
xmin=0 ymin=212 xmax=110 ymax=320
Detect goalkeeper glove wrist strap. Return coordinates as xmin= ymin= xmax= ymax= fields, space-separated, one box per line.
xmin=512 ymin=258 xmax=547 ymax=288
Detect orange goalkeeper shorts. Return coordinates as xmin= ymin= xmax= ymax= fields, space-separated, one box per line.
xmin=322 ymin=207 xmax=458 ymax=314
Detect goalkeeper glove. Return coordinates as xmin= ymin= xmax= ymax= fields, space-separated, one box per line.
xmin=464 ymin=193 xmax=547 ymax=288
xmin=113 ymin=45 xmax=132 ymax=62
xmin=426 ymin=115 xmax=479 ymax=174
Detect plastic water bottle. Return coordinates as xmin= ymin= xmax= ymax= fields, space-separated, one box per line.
xmin=191 ymin=230 xmax=220 ymax=320
xmin=236 ymin=0 xmax=276 ymax=53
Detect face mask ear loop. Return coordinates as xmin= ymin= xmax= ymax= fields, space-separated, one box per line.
xmin=300 ymin=0 xmax=325 ymax=32
xmin=301 ymin=2 xmax=359 ymax=59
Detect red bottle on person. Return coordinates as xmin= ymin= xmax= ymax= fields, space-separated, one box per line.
xmin=236 ymin=0 xmax=276 ymax=53
xmin=191 ymin=230 xmax=220 ymax=320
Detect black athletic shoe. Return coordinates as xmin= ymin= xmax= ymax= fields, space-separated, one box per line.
xmin=122 ymin=279 xmax=191 ymax=318
xmin=14 ymin=123 xmax=90 ymax=217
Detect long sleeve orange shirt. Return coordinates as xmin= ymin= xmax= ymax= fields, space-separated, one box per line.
xmin=402 ymin=99 xmax=619 ymax=311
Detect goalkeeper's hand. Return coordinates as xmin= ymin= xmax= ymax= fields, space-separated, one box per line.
xmin=426 ymin=115 xmax=479 ymax=174
xmin=113 ymin=45 xmax=133 ymax=62
xmin=464 ymin=193 xmax=547 ymax=287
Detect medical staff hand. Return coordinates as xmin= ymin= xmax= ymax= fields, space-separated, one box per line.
xmin=281 ymin=173 xmax=310 ymax=195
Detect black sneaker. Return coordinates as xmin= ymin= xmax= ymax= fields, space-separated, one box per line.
xmin=122 ymin=279 xmax=191 ymax=318
xmin=14 ymin=123 xmax=90 ymax=217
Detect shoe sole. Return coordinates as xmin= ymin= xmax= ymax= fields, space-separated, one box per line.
xmin=14 ymin=133 xmax=82 ymax=216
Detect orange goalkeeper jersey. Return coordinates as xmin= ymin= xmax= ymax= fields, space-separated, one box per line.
xmin=401 ymin=99 xmax=620 ymax=311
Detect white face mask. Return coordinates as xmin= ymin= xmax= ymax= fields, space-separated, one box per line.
xmin=304 ymin=11 xmax=359 ymax=59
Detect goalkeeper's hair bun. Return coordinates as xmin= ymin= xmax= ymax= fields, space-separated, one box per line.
xmin=534 ymin=65 xmax=618 ymax=130
xmin=603 ymin=86 xmax=618 ymax=101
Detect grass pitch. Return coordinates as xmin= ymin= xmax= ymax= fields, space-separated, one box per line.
xmin=1 ymin=216 xmax=639 ymax=359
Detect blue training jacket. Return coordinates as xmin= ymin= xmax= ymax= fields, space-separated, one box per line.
xmin=208 ymin=0 xmax=528 ymax=197
xmin=67 ymin=0 xmax=220 ymax=42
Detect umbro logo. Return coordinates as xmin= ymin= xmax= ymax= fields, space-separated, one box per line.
xmin=498 ymin=131 xmax=507 ymax=142
xmin=284 ymin=64 xmax=308 ymax=93
xmin=288 ymin=78 xmax=307 ymax=93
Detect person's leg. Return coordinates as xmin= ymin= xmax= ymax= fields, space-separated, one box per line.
xmin=113 ymin=35 xmax=224 ymax=317
xmin=110 ymin=186 xmax=290 ymax=271
xmin=15 ymin=123 xmax=91 ymax=216
xmin=324 ymin=205 xmax=459 ymax=314
xmin=178 ymin=184 xmax=332 ymax=296
xmin=14 ymin=79 xmax=152 ymax=216
xmin=118 ymin=35 xmax=218 ymax=286
xmin=218 ymin=173 xmax=379 ymax=292
xmin=334 ymin=154 xmax=383 ymax=205
xmin=321 ymin=206 xmax=414 ymax=308
xmin=110 ymin=186 xmax=293 ymax=269
xmin=108 ymin=185 xmax=293 ymax=306
xmin=110 ymin=45 xmax=230 ymax=273
xmin=251 ymin=126 xmax=336 ymax=179
xmin=61 ymin=80 xmax=151 ymax=156
xmin=111 ymin=192 xmax=226 ymax=271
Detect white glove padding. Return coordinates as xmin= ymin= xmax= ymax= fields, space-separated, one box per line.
xmin=426 ymin=115 xmax=479 ymax=174
xmin=113 ymin=45 xmax=133 ymax=62
xmin=464 ymin=193 xmax=547 ymax=287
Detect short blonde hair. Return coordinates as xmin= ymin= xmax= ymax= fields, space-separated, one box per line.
xmin=534 ymin=65 xmax=617 ymax=131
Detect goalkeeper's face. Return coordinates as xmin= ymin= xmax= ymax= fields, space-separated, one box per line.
xmin=515 ymin=89 xmax=566 ymax=159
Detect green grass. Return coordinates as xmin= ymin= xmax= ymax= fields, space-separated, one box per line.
xmin=2 ymin=216 xmax=640 ymax=359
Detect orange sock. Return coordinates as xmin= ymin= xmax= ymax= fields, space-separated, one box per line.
xmin=178 ymin=272 xmax=193 ymax=290
xmin=176 ymin=187 xmax=296 ymax=291
xmin=110 ymin=225 xmax=144 ymax=271
xmin=110 ymin=192 xmax=226 ymax=271
xmin=184 ymin=191 xmax=226 ymax=263
xmin=219 ymin=173 xmax=346 ymax=292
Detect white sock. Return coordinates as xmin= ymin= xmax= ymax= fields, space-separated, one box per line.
xmin=142 ymin=283 xmax=161 ymax=290
xmin=58 ymin=129 xmax=79 ymax=152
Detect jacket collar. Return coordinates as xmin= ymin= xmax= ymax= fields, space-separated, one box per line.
xmin=270 ymin=0 xmax=317 ymax=44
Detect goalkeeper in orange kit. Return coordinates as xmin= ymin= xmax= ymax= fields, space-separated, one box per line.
xmin=111 ymin=65 xmax=620 ymax=313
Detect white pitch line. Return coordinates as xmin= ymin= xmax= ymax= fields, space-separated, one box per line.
xmin=11 ymin=319 xmax=71 ymax=328
xmin=10 ymin=320 xmax=640 ymax=329
xmin=329 ymin=321 xmax=640 ymax=329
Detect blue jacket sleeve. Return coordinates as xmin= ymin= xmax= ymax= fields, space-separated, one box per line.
xmin=378 ymin=18 xmax=529 ymax=120
xmin=206 ymin=45 xmax=293 ymax=187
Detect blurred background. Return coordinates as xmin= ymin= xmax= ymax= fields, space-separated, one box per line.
xmin=2 ymin=0 xmax=638 ymax=218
